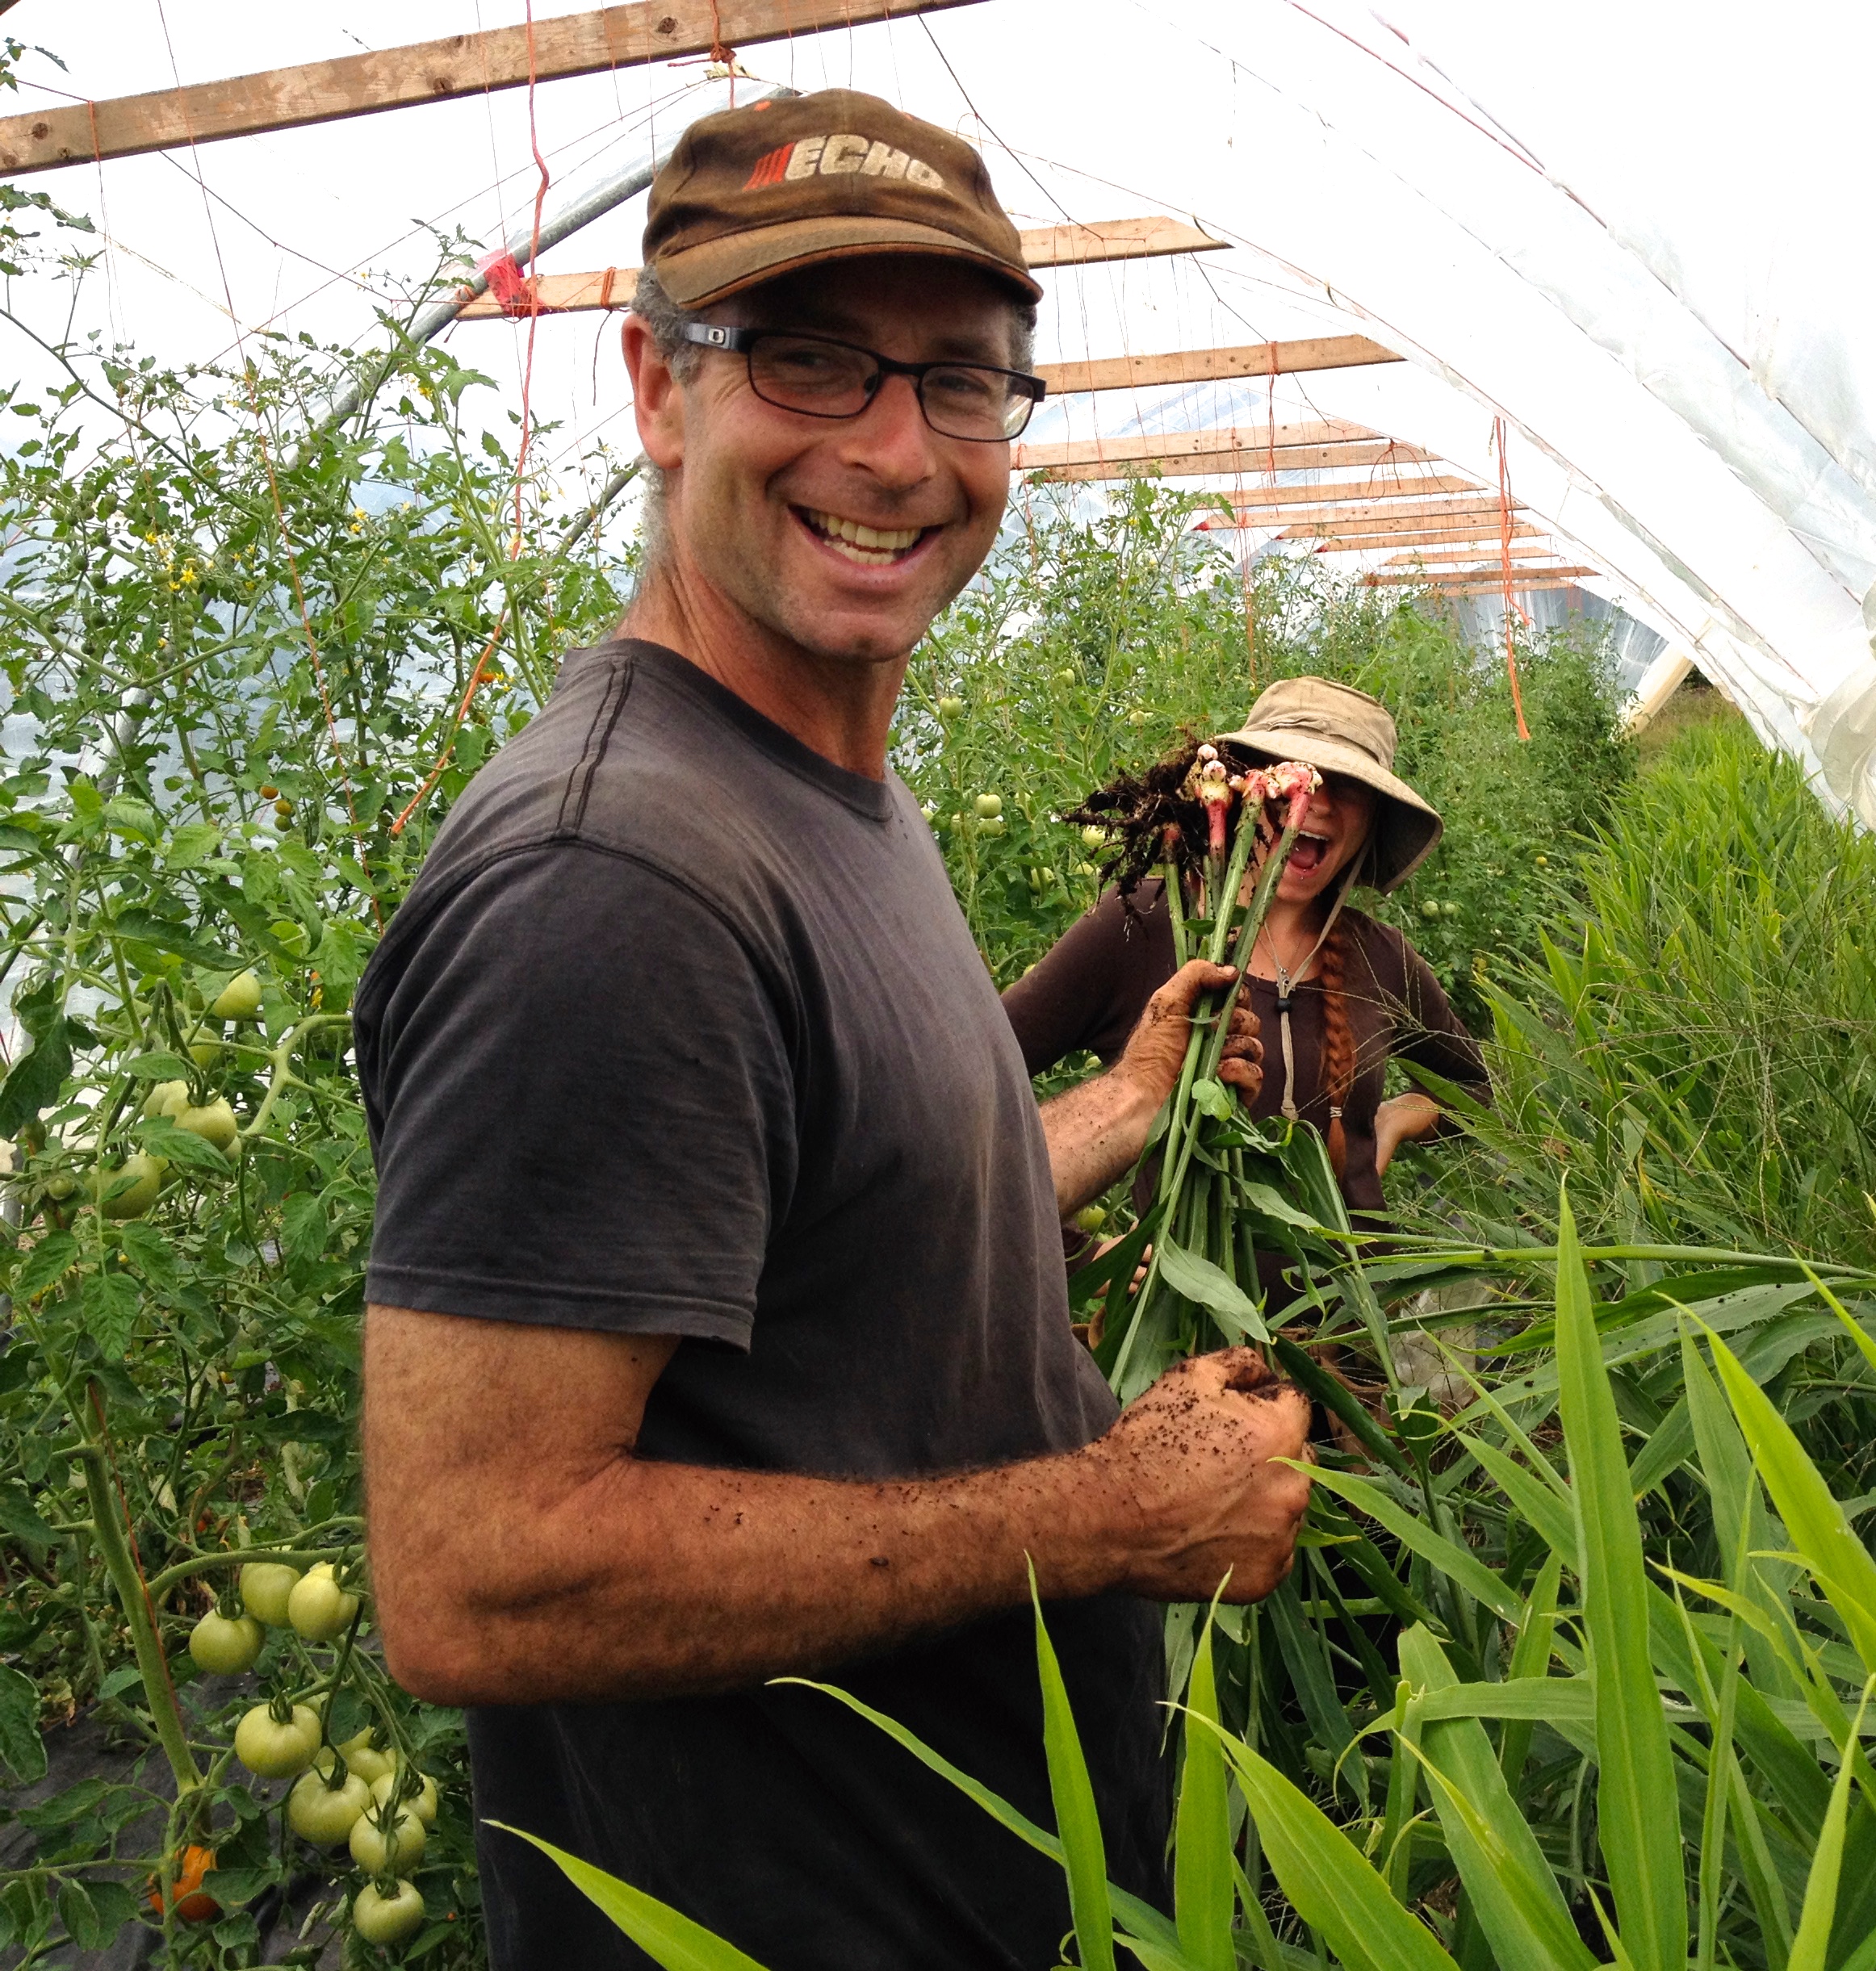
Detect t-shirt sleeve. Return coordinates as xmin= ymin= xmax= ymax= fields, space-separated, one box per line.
xmin=1388 ymin=934 xmax=1492 ymax=1120
xmin=359 ymin=843 xmax=796 ymax=1345
xmin=1001 ymin=882 xmax=1166 ymax=1077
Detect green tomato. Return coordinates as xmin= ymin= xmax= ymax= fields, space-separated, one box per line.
xmin=233 ymin=1701 xmax=320 ymax=1779
xmin=189 ymin=1040 xmax=223 ymax=1069
xmin=1079 ymin=826 xmax=1105 ymax=851
xmin=1071 ymin=1204 xmax=1107 ymax=1234
xmin=287 ymin=1764 xmax=371 ymax=1845
xmin=371 ymin=1766 xmax=440 ymax=1826
xmin=348 ymin=1802 xmax=425 ymax=1874
xmin=1420 ymin=898 xmax=1443 ymax=921
xmin=239 ymin=1560 xmax=300 ymax=1626
xmin=337 ymin=1727 xmax=395 ymax=1786
xmin=95 ymin=1153 xmax=166 ymax=1220
xmin=936 ymin=695 xmax=965 ymax=720
xmin=211 ymin=970 xmax=264 ymax=1020
xmin=352 ymin=1880 xmax=427 ymax=1948
xmin=287 ymin=1561 xmax=359 ymax=1642
xmin=973 ymin=792 xmax=1003 ymax=819
xmin=175 ymin=1097 xmax=239 ymax=1151
xmin=188 ymin=1609 xmax=263 ymax=1676
xmin=140 ymin=1078 xmax=190 ymax=1120
xmin=977 ymin=815 xmax=1007 ymax=839
xmin=43 ymin=1172 xmax=77 ymax=1200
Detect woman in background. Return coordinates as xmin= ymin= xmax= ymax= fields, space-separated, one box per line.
xmin=1004 ymin=676 xmax=1488 ymax=1237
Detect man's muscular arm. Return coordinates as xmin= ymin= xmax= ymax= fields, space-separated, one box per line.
xmin=1041 ymin=958 xmax=1263 ymax=1219
xmin=366 ymin=1310 xmax=1308 ymax=1705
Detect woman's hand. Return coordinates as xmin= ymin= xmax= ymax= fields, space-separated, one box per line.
xmin=1372 ymin=1092 xmax=1443 ymax=1176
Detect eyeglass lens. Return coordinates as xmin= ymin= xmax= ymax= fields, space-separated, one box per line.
xmin=746 ymin=334 xmax=1033 ymax=441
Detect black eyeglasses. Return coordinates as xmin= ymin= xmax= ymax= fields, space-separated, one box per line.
xmin=680 ymin=323 xmax=1046 ymax=442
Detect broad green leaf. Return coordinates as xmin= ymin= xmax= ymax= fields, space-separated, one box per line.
xmin=13 ymin=1229 xmax=77 ymax=1299
xmin=1173 ymin=1617 xmax=1234 ymax=1971
xmin=1301 ymin=1463 xmax=1522 ymax=1622
xmin=1416 ymin=1676 xmax=1594 ymax=1728
xmin=487 ymin=1823 xmax=770 ymax=1970
xmin=1703 ymin=1323 xmax=1876 ymax=1672
xmin=124 ymin=1050 xmax=195 ymax=1081
xmin=138 ymin=1118 xmax=231 ymax=1172
xmin=1464 ymin=1437 xmax=1577 ymax=1558
xmin=1556 ymin=1188 xmax=1687 ymax=1971
xmin=82 ymin=1269 xmax=139 ymax=1358
xmin=1501 ymin=1553 xmax=1563 ymax=1785
xmin=0 ymin=1663 xmax=47 ymax=1783
xmin=1030 ymin=1566 xmax=1115 ymax=1971
xmin=1400 ymin=1626 xmax=1598 ymax=1971
xmin=1213 ymin=1730 xmax=1460 ymax=1971
xmin=0 ymin=1482 xmax=54 ymax=1551
xmin=1155 ymin=1237 xmax=1268 ymax=1341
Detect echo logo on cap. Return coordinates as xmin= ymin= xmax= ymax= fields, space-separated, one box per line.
xmin=744 ymin=136 xmax=946 ymax=191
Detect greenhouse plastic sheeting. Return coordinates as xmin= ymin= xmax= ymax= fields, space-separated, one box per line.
xmin=917 ymin=0 xmax=1876 ymax=819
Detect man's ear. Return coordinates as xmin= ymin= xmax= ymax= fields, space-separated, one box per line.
xmin=621 ymin=315 xmax=686 ymax=473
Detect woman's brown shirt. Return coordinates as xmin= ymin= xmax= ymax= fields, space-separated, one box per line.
xmin=1001 ymin=879 xmax=1489 ymax=1220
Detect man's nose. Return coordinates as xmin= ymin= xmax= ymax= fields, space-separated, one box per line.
xmin=837 ymin=372 xmax=940 ymax=488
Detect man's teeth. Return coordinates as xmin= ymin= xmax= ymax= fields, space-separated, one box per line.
xmin=806 ymin=509 xmax=923 ymax=566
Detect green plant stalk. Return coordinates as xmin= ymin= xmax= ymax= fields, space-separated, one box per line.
xmin=75 ymin=1434 xmax=202 ymax=1797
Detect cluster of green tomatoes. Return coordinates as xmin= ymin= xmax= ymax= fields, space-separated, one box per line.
xmin=187 ymin=1559 xmax=439 ymax=1949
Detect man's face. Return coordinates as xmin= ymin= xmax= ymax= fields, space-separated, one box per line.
xmin=634 ymin=257 xmax=1021 ymax=670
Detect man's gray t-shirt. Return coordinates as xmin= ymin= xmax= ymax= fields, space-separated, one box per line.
xmin=355 ymin=641 xmax=1168 ymax=1971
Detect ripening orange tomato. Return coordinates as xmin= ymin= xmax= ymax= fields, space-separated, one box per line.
xmin=148 ymin=1843 xmax=219 ymax=1924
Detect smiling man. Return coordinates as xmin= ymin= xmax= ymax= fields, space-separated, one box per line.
xmin=355 ymin=92 xmax=1309 ymax=1971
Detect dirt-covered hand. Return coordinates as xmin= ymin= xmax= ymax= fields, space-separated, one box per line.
xmin=1115 ymin=959 xmax=1264 ymax=1109
xmin=1090 ymin=1348 xmax=1312 ymax=1604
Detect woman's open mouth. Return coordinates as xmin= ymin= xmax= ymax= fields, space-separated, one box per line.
xmin=1288 ymin=829 xmax=1331 ymax=874
xmin=796 ymin=506 xmax=932 ymax=568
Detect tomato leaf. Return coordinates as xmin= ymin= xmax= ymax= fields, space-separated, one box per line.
xmin=0 ymin=1483 xmax=54 ymax=1553
xmin=124 ymin=1050 xmax=195 ymax=1082
xmin=137 ymin=1119 xmax=230 ymax=1172
xmin=82 ymin=1270 xmax=140 ymax=1358
xmin=14 ymin=1230 xmax=78 ymax=1300
xmin=0 ymin=1663 xmax=46 ymax=1783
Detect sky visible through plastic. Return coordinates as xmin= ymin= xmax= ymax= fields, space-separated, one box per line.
xmin=8 ymin=1 xmax=1875 ymax=816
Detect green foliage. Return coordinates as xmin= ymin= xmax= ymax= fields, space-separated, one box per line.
xmin=894 ymin=479 xmax=1633 ymax=1023
xmin=1423 ymin=712 xmax=1876 ymax=1266
xmin=0 ymin=238 xmax=632 ymax=1962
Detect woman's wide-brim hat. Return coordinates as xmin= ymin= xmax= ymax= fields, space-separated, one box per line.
xmin=1212 ymin=676 xmax=1442 ymax=893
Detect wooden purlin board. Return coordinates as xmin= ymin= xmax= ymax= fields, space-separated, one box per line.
xmin=454 ymin=219 xmax=1227 ymax=321
xmin=1039 ymin=334 xmax=1400 ymax=395
xmin=1037 ymin=441 xmax=1438 ymax=482
xmin=0 ymin=0 xmax=986 ymax=174
xmin=1296 ymin=524 xmax=1544 ymax=552
xmin=1015 ymin=420 xmax=1377 ymax=471
xmin=1248 ymin=496 xmax=1526 ymax=533
xmin=1365 ymin=563 xmax=1593 ymax=585
xmin=1218 ymin=473 xmax=1485 ymax=512
xmin=1364 ymin=571 xmax=1598 ymax=593
xmin=1279 ymin=505 xmax=1537 ymax=541
xmin=1380 ymin=542 xmax=1561 ymax=565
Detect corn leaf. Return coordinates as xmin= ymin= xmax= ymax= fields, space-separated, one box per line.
xmin=1173 ymin=1617 xmax=1235 ymax=1971
xmin=486 ymin=1823 xmax=772 ymax=1971
xmin=1556 ymin=1188 xmax=1688 ymax=1971
xmin=1029 ymin=1566 xmax=1117 ymax=1971
xmin=1400 ymin=1630 xmax=1599 ymax=1971
xmin=1703 ymin=1324 xmax=1876 ymax=1673
xmin=1156 ymin=1237 xmax=1270 ymax=1342
xmin=1301 ymin=1463 xmax=1523 ymax=1622
xmin=1212 ymin=1730 xmax=1461 ymax=1971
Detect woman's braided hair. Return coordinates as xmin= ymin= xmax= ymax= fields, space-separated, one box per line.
xmin=1314 ymin=917 xmax=1357 ymax=1180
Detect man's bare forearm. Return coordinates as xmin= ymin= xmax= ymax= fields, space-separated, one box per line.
xmin=1041 ymin=1067 xmax=1161 ymax=1220
xmin=378 ymin=1440 xmax=1120 ymax=1706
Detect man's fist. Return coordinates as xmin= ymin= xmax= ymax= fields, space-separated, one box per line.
xmin=1116 ymin=959 xmax=1263 ymax=1110
xmin=1087 ymin=1349 xmax=1311 ymax=1604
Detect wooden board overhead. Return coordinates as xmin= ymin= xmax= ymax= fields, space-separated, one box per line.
xmin=1381 ymin=541 xmax=1559 ymax=565
xmin=1014 ymin=419 xmax=1377 ymax=473
xmin=1041 ymin=440 xmax=1438 ymax=483
xmin=1364 ymin=568 xmax=1598 ymax=592
xmin=1296 ymin=524 xmax=1543 ymax=553
xmin=454 ymin=218 xmax=1227 ymax=320
xmin=1279 ymin=504 xmax=1532 ymax=541
xmin=1039 ymin=334 xmax=1400 ymax=396
xmin=1221 ymin=473 xmax=1487 ymax=512
xmin=0 ymin=0 xmax=986 ymax=174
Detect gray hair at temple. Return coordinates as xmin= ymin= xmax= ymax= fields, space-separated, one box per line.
xmin=626 ymin=263 xmax=1037 ymax=579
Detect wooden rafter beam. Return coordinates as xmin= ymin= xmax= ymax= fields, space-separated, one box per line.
xmin=1037 ymin=440 xmax=1438 ymax=483
xmin=1363 ymin=563 xmax=1596 ymax=587
xmin=1015 ymin=420 xmax=1376 ymax=472
xmin=1253 ymin=496 xmax=1526 ymax=532
xmin=1366 ymin=571 xmax=1598 ymax=593
xmin=1280 ymin=508 xmax=1536 ymax=542
xmin=1217 ymin=473 xmax=1484 ymax=512
xmin=1038 ymin=334 xmax=1399 ymax=396
xmin=1294 ymin=524 xmax=1544 ymax=553
xmin=0 ymin=0 xmax=986 ymax=174
xmin=454 ymin=217 xmax=1227 ymax=320
xmin=1380 ymin=542 xmax=1559 ymax=565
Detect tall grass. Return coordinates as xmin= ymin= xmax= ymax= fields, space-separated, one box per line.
xmin=1412 ymin=713 xmax=1876 ymax=1270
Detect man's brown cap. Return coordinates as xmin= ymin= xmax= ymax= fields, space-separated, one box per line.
xmin=643 ymin=88 xmax=1042 ymax=309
